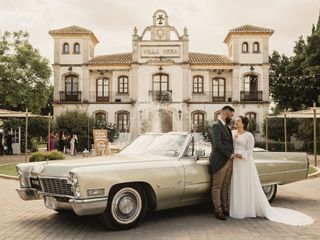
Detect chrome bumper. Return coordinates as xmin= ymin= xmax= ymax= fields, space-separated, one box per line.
xmin=70 ymin=197 xmax=108 ymax=215
xmin=16 ymin=188 xmax=42 ymax=200
xmin=17 ymin=188 xmax=108 ymax=216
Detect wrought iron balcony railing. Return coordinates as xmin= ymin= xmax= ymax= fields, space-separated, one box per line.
xmin=189 ymin=91 xmax=233 ymax=103
xmin=89 ymin=92 xmax=131 ymax=103
xmin=240 ymin=91 xmax=263 ymax=101
xmin=149 ymin=90 xmax=173 ymax=102
xmin=60 ymin=91 xmax=82 ymax=102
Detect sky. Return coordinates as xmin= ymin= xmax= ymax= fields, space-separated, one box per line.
xmin=1 ymin=0 xmax=319 ymax=64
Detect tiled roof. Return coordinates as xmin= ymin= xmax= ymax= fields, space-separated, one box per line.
xmin=49 ymin=25 xmax=99 ymax=43
xmin=189 ymin=52 xmax=231 ymax=65
xmin=229 ymin=25 xmax=274 ymax=33
xmin=88 ymin=52 xmax=231 ymax=65
xmin=224 ymin=24 xmax=274 ymax=43
xmin=88 ymin=53 xmax=132 ymax=65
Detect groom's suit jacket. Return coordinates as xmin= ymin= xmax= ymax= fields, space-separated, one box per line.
xmin=209 ymin=119 xmax=234 ymax=173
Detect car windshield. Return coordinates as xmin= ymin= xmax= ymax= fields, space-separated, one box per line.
xmin=119 ymin=134 xmax=187 ymax=159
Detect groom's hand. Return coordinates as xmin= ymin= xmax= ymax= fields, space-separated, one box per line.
xmin=234 ymin=153 xmax=243 ymax=159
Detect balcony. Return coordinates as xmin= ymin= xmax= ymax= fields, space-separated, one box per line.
xmin=240 ymin=91 xmax=263 ymax=101
xmin=189 ymin=91 xmax=233 ymax=103
xmin=60 ymin=91 xmax=81 ymax=102
xmin=149 ymin=90 xmax=172 ymax=102
xmin=89 ymin=92 xmax=132 ymax=103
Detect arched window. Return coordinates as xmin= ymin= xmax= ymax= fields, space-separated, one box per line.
xmin=65 ymin=75 xmax=78 ymax=93
xmin=193 ymin=75 xmax=204 ymax=93
xmin=118 ymin=76 xmax=128 ymax=94
xmin=152 ymin=73 xmax=170 ymax=101
xmin=96 ymin=77 xmax=109 ymax=102
xmin=246 ymin=112 xmax=257 ymax=131
xmin=212 ymin=77 xmax=225 ymax=102
xmin=117 ymin=111 xmax=130 ymax=132
xmin=95 ymin=112 xmax=107 ymax=122
xmin=246 ymin=112 xmax=257 ymax=120
xmin=192 ymin=111 xmax=205 ymax=132
xmin=244 ymin=74 xmax=258 ymax=92
xmin=63 ymin=43 xmax=69 ymax=54
xmin=253 ymin=42 xmax=260 ymax=53
xmin=74 ymin=43 xmax=80 ymax=54
xmin=64 ymin=75 xmax=79 ymax=101
xmin=242 ymin=42 xmax=249 ymax=53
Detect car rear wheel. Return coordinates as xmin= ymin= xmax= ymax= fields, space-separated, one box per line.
xmin=99 ymin=184 xmax=147 ymax=230
xmin=262 ymin=184 xmax=277 ymax=203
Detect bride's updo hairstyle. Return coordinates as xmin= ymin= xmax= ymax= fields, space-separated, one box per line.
xmin=239 ymin=116 xmax=249 ymax=130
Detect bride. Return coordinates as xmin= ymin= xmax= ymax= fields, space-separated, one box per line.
xmin=230 ymin=116 xmax=314 ymax=226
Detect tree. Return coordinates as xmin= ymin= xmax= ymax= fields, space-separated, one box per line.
xmin=54 ymin=111 xmax=94 ymax=151
xmin=269 ymin=13 xmax=320 ymax=111
xmin=0 ymin=31 xmax=52 ymax=114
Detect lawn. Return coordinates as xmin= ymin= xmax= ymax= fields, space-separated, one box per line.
xmin=0 ymin=164 xmax=18 ymax=176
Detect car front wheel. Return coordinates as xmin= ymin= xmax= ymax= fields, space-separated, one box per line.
xmin=99 ymin=184 xmax=147 ymax=230
xmin=262 ymin=184 xmax=277 ymax=203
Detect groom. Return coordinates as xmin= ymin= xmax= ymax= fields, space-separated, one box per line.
xmin=209 ymin=105 xmax=234 ymax=220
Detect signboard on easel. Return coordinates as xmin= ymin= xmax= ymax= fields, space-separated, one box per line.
xmin=93 ymin=129 xmax=109 ymax=155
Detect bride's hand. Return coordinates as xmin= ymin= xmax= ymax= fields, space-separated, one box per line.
xmin=234 ymin=153 xmax=243 ymax=160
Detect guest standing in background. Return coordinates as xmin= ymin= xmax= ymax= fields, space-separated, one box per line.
xmin=70 ymin=133 xmax=78 ymax=156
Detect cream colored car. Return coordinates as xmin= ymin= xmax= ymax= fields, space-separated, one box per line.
xmin=16 ymin=133 xmax=309 ymax=230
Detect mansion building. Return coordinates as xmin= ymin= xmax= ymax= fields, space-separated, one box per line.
xmin=50 ymin=9 xmax=274 ymax=138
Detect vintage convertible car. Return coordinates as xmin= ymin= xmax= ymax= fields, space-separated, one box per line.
xmin=16 ymin=132 xmax=309 ymax=230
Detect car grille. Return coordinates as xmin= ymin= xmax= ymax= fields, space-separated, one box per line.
xmin=40 ymin=178 xmax=73 ymax=197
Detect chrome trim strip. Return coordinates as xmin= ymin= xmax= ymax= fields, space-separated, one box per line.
xmin=259 ymin=168 xmax=307 ymax=177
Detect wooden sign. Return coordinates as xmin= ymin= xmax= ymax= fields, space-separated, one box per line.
xmin=93 ymin=129 xmax=109 ymax=155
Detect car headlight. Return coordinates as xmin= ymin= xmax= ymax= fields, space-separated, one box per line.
xmin=69 ymin=172 xmax=80 ymax=198
xmin=87 ymin=188 xmax=105 ymax=197
xmin=16 ymin=166 xmax=28 ymax=187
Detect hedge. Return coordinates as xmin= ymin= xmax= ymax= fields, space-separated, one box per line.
xmin=29 ymin=150 xmax=65 ymax=162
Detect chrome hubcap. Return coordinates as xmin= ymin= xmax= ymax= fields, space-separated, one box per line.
xmin=111 ymin=188 xmax=142 ymax=224
xmin=262 ymin=185 xmax=274 ymax=199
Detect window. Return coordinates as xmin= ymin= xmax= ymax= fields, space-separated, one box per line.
xmin=65 ymin=75 xmax=78 ymax=93
xmin=153 ymin=73 xmax=169 ymax=92
xmin=74 ymin=43 xmax=80 ymax=54
xmin=246 ymin=112 xmax=256 ymax=120
xmin=212 ymin=77 xmax=225 ymax=101
xmin=118 ymin=76 xmax=128 ymax=94
xmin=246 ymin=112 xmax=257 ymax=131
xmin=193 ymin=75 xmax=204 ymax=93
xmin=117 ymin=111 xmax=130 ymax=132
xmin=63 ymin=43 xmax=69 ymax=54
xmin=95 ymin=112 xmax=107 ymax=122
xmin=244 ymin=74 xmax=258 ymax=92
xmin=96 ymin=77 xmax=109 ymax=101
xmin=192 ymin=111 xmax=205 ymax=132
xmin=253 ymin=42 xmax=259 ymax=53
xmin=242 ymin=42 xmax=249 ymax=53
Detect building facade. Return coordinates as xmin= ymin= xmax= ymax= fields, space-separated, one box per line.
xmin=50 ymin=9 xmax=274 ymax=140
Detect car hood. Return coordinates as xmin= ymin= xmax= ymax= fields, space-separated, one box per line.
xmin=34 ymin=154 xmax=170 ymax=177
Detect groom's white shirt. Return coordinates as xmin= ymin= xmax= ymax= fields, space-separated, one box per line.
xmin=218 ymin=116 xmax=226 ymax=125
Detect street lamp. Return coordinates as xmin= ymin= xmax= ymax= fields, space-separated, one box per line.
xmin=68 ymin=65 xmax=73 ymax=73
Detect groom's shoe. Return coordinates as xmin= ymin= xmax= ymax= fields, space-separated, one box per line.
xmin=215 ymin=211 xmax=227 ymax=221
xmin=223 ymin=211 xmax=230 ymax=217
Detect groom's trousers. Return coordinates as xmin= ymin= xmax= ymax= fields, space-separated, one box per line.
xmin=211 ymin=158 xmax=233 ymax=213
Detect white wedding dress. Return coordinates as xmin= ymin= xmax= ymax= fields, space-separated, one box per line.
xmin=230 ymin=130 xmax=314 ymax=226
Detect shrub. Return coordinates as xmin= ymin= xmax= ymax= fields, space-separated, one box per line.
xmin=29 ymin=150 xmax=65 ymax=162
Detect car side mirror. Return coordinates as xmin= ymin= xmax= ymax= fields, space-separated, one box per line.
xmin=195 ymin=149 xmax=205 ymax=160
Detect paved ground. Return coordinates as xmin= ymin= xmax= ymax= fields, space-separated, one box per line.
xmin=0 ymin=177 xmax=319 ymax=240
